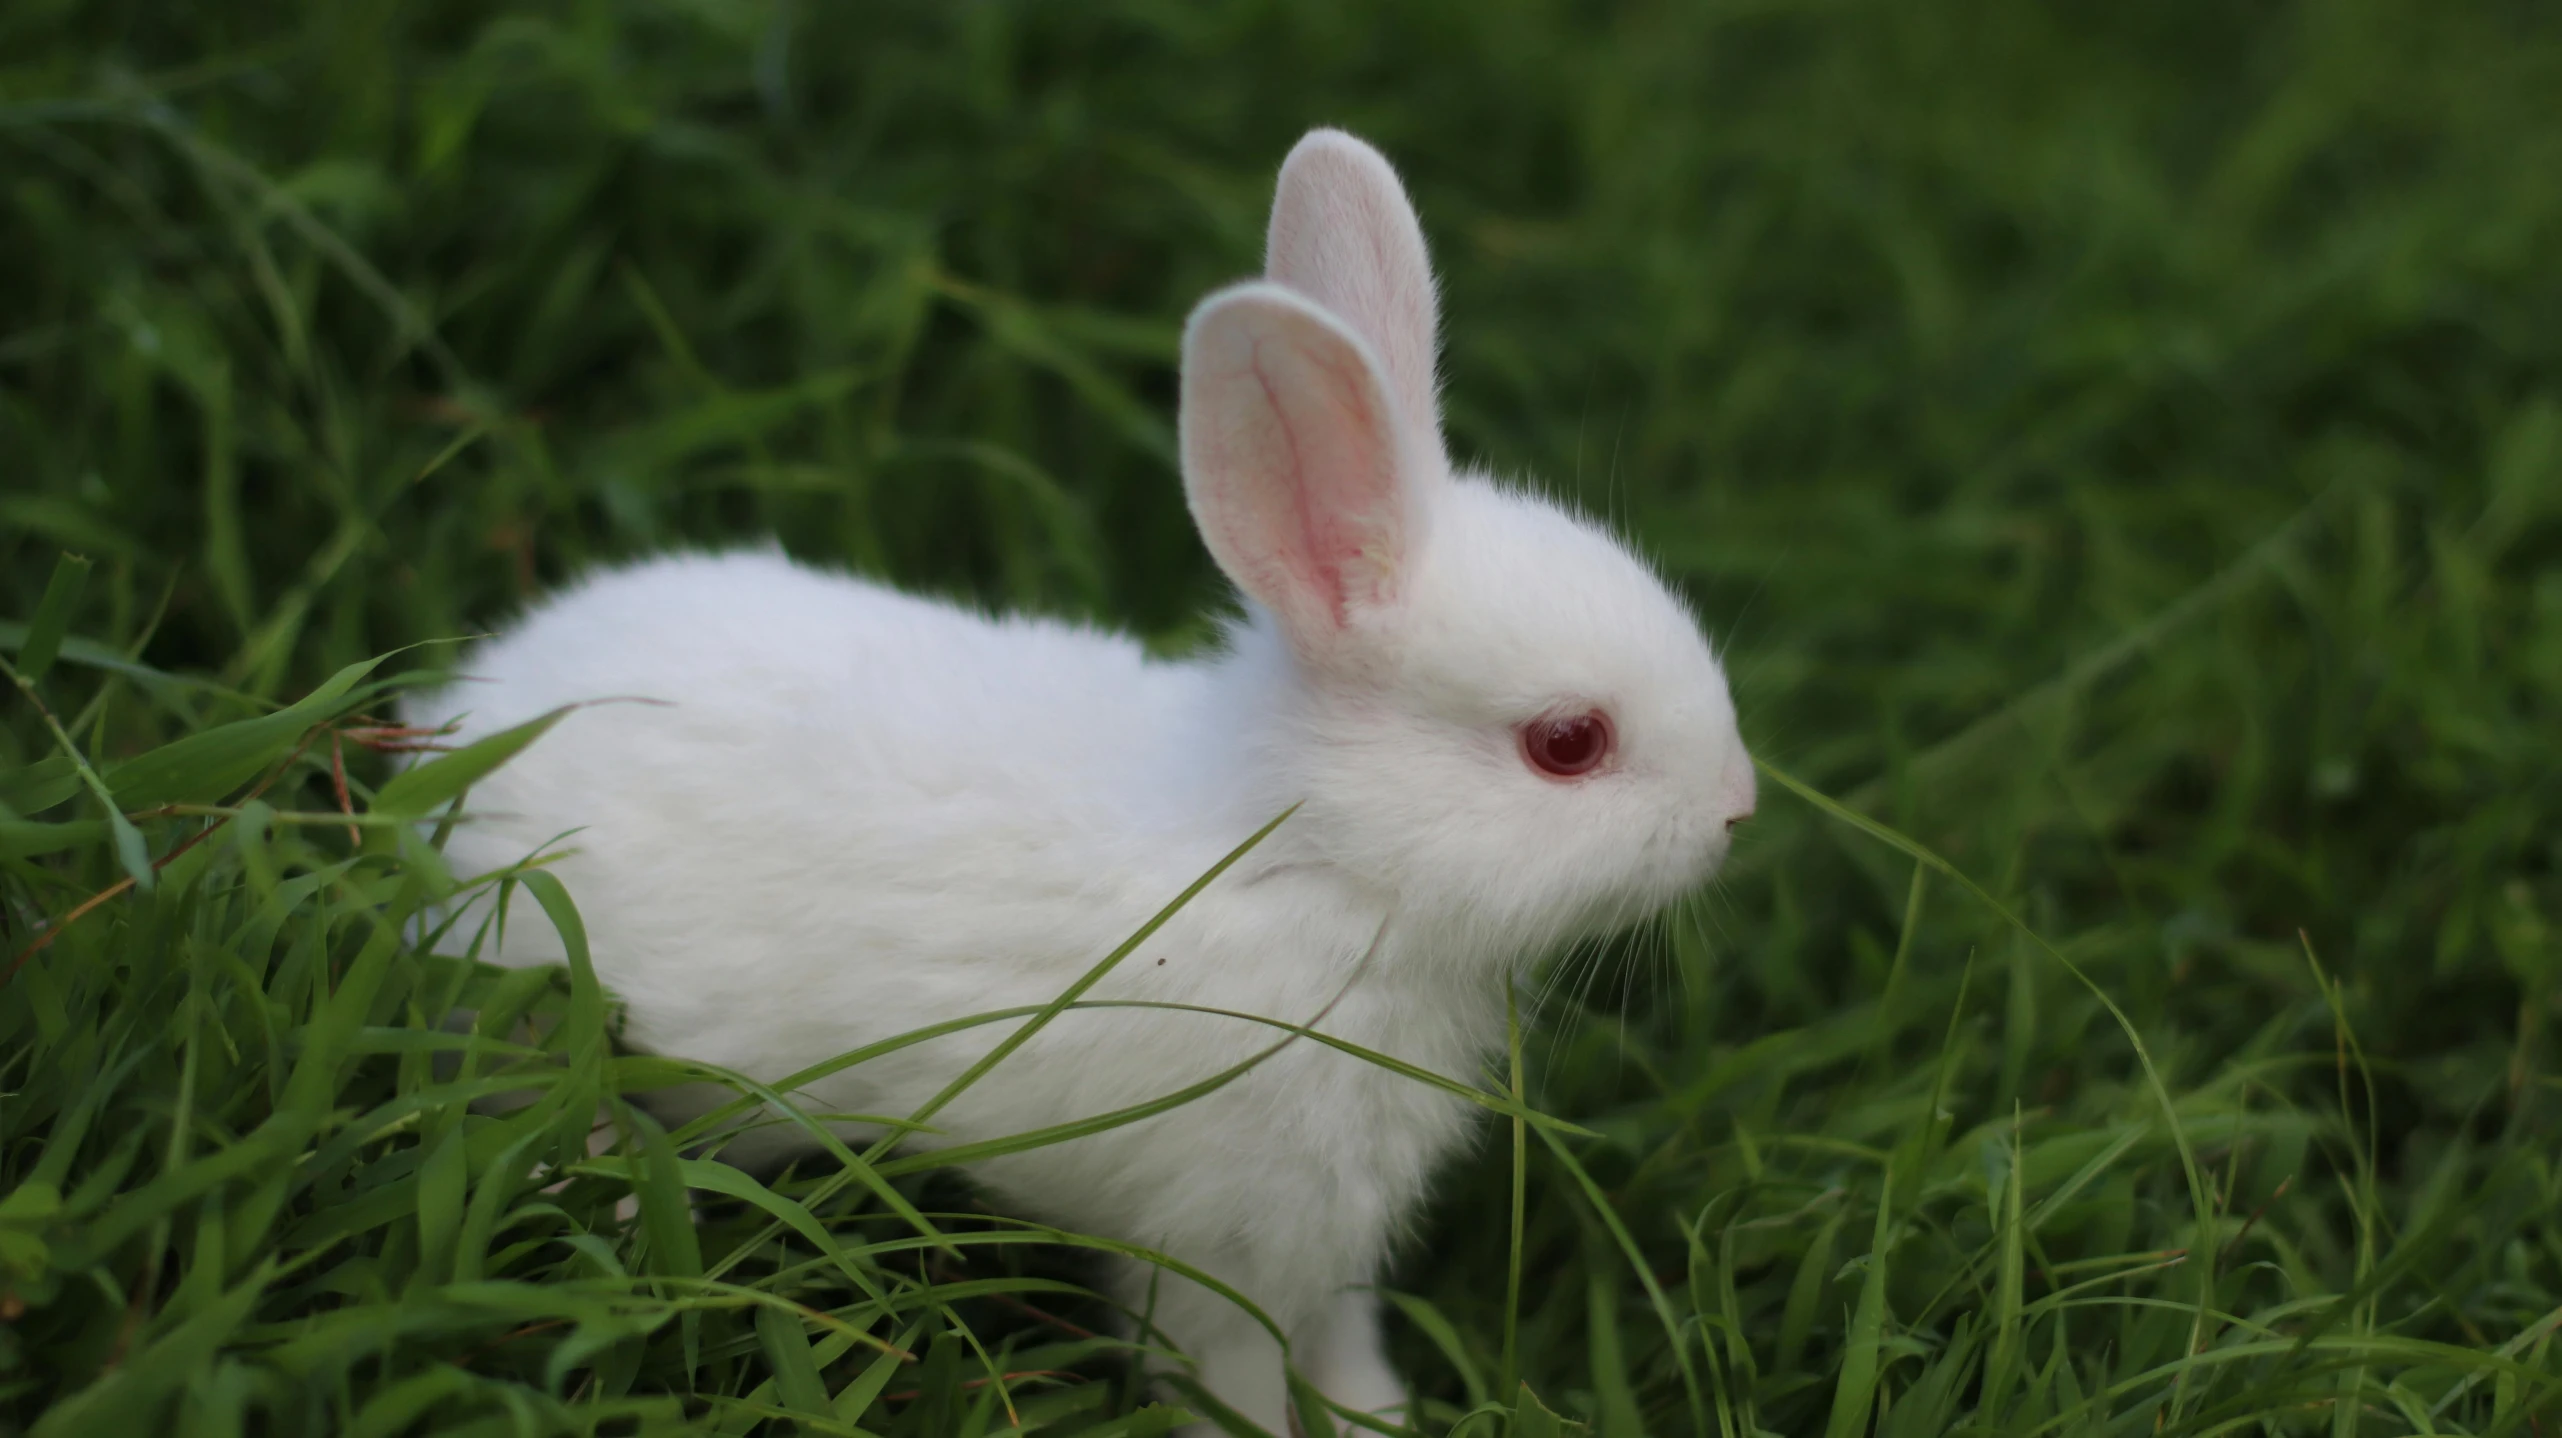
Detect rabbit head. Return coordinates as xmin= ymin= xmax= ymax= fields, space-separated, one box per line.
xmin=1182 ymin=130 xmax=1755 ymax=964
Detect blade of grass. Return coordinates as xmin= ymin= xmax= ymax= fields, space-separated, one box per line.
xmin=14 ymin=553 xmax=92 ymax=685
xmin=1823 ymin=1163 xmax=1896 ymax=1438
xmin=1501 ymin=979 xmax=1528 ymax=1401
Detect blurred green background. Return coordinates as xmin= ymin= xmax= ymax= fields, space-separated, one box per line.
xmin=4 ymin=1 xmax=2559 ymax=1432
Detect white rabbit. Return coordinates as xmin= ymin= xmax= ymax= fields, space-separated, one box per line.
xmin=405 ymin=129 xmax=1755 ymax=1433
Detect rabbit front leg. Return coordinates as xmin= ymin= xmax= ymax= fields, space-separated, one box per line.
xmin=1123 ymin=1262 xmax=1292 ymax=1435
xmin=1295 ymin=1289 xmax=1407 ymax=1427
xmin=1123 ymin=1266 xmax=1407 ymax=1436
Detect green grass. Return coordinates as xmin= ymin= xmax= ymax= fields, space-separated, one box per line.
xmin=4 ymin=0 xmax=2561 ymax=1433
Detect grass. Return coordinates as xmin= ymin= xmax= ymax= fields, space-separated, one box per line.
xmin=3 ymin=0 xmax=2560 ymax=1432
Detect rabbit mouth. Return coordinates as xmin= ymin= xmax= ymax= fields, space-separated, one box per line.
xmin=1636 ymin=825 xmax=1738 ymax=905
xmin=1555 ymin=855 xmax=1723 ymax=949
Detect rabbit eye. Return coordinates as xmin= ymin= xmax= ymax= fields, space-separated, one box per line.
xmin=1520 ymin=710 xmax=1613 ymax=780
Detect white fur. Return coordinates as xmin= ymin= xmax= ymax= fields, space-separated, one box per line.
xmin=404 ymin=128 xmax=1753 ymax=1434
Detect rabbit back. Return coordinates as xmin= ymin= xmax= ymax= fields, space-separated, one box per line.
xmin=404 ymin=549 xmax=1262 ymax=1057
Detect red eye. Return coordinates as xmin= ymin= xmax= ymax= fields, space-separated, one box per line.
xmin=1520 ymin=710 xmax=1614 ymax=780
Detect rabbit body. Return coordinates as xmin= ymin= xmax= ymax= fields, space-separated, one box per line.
xmin=408 ymin=129 xmax=1756 ymax=1432
xmin=410 ymin=549 xmax=1459 ymax=1418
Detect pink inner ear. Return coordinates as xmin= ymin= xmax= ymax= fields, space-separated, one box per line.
xmin=1250 ymin=337 xmax=1396 ymax=627
xmin=1182 ymin=287 xmax=1410 ymax=644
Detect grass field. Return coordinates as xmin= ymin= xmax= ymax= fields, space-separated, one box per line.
xmin=5 ymin=1 xmax=2561 ymax=1433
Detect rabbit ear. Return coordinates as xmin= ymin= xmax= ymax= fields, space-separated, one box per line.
xmin=1264 ymin=129 xmax=1443 ymax=453
xmin=1181 ymin=282 xmax=1422 ymax=649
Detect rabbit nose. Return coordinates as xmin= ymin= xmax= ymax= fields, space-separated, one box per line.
xmin=1725 ymin=808 xmax=1753 ymax=834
